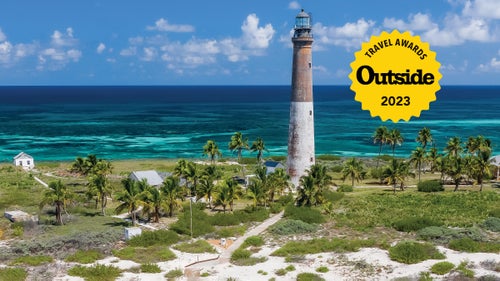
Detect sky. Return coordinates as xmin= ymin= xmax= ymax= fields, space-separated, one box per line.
xmin=0 ymin=0 xmax=499 ymax=85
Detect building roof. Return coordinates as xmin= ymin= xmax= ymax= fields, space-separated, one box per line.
xmin=264 ymin=161 xmax=284 ymax=168
xmin=130 ymin=170 xmax=165 ymax=186
xmin=13 ymin=152 xmax=33 ymax=160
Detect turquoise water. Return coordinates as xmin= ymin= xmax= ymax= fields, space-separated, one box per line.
xmin=0 ymin=85 xmax=498 ymax=161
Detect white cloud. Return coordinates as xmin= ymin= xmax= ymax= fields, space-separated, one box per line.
xmin=241 ymin=14 xmax=275 ymax=49
xmin=37 ymin=27 xmax=82 ymax=70
xmin=0 ymin=28 xmax=36 ymax=67
xmin=122 ymin=13 xmax=275 ymax=70
xmin=313 ymin=19 xmax=376 ymax=50
xmin=384 ymin=13 xmax=437 ymax=31
xmin=478 ymin=50 xmax=500 ymax=71
xmin=97 ymin=43 xmax=106 ymax=54
xmin=147 ymin=18 xmax=194 ymax=32
xmin=463 ymin=0 xmax=500 ymax=19
xmin=288 ymin=1 xmax=300 ymax=10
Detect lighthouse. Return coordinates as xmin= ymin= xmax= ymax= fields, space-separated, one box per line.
xmin=287 ymin=9 xmax=315 ymax=187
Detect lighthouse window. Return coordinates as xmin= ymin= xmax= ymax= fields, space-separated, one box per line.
xmin=309 ymin=62 xmax=312 ymax=68
xmin=309 ymin=110 xmax=312 ymax=116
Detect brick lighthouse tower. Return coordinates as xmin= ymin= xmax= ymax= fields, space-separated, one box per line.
xmin=287 ymin=9 xmax=315 ymax=187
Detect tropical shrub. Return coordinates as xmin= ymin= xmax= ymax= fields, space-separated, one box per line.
xmin=489 ymin=208 xmax=500 ymax=218
xmin=336 ymin=185 xmax=353 ymax=192
xmin=10 ymin=255 xmax=53 ymax=266
xmin=482 ymin=217 xmax=500 ymax=232
xmin=173 ymin=240 xmax=216 ymax=253
xmin=269 ymin=219 xmax=318 ymax=235
xmin=430 ymin=261 xmax=455 ymax=275
xmin=65 ymin=250 xmax=104 ymax=264
xmin=164 ymin=269 xmax=183 ymax=279
xmin=448 ymin=237 xmax=500 ymax=253
xmin=68 ymin=264 xmax=121 ymax=281
xmin=210 ymin=213 xmax=240 ymax=226
xmin=272 ymin=238 xmax=375 ymax=256
xmin=392 ymin=217 xmax=442 ymax=232
xmin=243 ymin=236 xmax=264 ymax=247
xmin=140 ymin=263 xmax=161 ymax=273
xmin=417 ymin=180 xmax=444 ymax=192
xmin=316 ymin=266 xmax=329 ymax=273
xmin=170 ymin=207 xmax=214 ymax=237
xmin=388 ymin=241 xmax=445 ymax=264
xmin=284 ymin=205 xmax=324 ymax=224
xmin=323 ymin=190 xmax=344 ymax=201
xmin=296 ymin=272 xmax=325 ymax=281
xmin=0 ymin=267 xmax=27 ymax=281
xmin=127 ymin=230 xmax=180 ymax=247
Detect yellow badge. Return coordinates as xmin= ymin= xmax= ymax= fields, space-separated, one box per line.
xmin=349 ymin=30 xmax=441 ymax=122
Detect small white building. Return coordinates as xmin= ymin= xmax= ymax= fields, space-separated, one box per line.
xmin=129 ymin=170 xmax=169 ymax=187
xmin=13 ymin=152 xmax=35 ymax=170
xmin=264 ymin=160 xmax=285 ymax=175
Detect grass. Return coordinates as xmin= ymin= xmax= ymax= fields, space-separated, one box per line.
xmin=448 ymin=237 xmax=500 ymax=253
xmin=388 ymin=241 xmax=445 ymax=264
xmin=430 ymin=261 xmax=455 ymax=275
xmin=272 ymin=238 xmax=377 ymax=257
xmin=68 ymin=264 xmax=121 ymax=281
xmin=65 ymin=249 xmax=104 ymax=264
xmin=140 ymin=263 xmax=162 ymax=273
xmin=173 ymin=239 xmax=217 ymax=253
xmin=332 ymin=190 xmax=499 ymax=230
xmin=0 ymin=267 xmax=27 ymax=281
xmin=165 ymin=268 xmax=183 ymax=279
xmin=112 ymin=246 xmax=176 ymax=263
xmin=127 ymin=229 xmax=180 ymax=247
xmin=296 ymin=272 xmax=325 ymax=281
xmin=10 ymin=255 xmax=53 ymax=266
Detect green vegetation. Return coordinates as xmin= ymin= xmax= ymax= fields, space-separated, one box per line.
xmin=315 ymin=266 xmax=329 ymax=273
xmin=173 ymin=240 xmax=216 ymax=253
xmin=0 ymin=267 xmax=27 ymax=281
xmin=336 ymin=184 xmax=353 ymax=192
xmin=417 ymin=225 xmax=485 ymax=244
xmin=296 ymin=272 xmax=325 ymax=281
xmin=448 ymin=237 xmax=500 ymax=253
xmin=140 ymin=263 xmax=162 ymax=273
xmin=230 ymin=248 xmax=267 ymax=266
xmin=430 ymin=261 xmax=455 ymax=275
xmin=170 ymin=204 xmax=214 ymax=237
xmin=455 ymin=261 xmax=475 ymax=278
xmin=127 ymin=229 xmax=180 ymax=247
xmin=68 ymin=264 xmax=121 ymax=281
xmin=284 ymin=205 xmax=324 ymax=224
xmin=242 ymin=235 xmax=264 ymax=247
xmin=388 ymin=241 xmax=445 ymax=264
xmin=164 ymin=268 xmax=183 ymax=279
xmin=269 ymin=219 xmax=318 ymax=235
xmin=482 ymin=217 xmax=500 ymax=232
xmin=112 ymin=246 xmax=176 ymax=263
xmin=417 ymin=180 xmax=444 ymax=192
xmin=65 ymin=250 xmax=104 ymax=264
xmin=10 ymin=255 xmax=53 ymax=266
xmin=392 ymin=217 xmax=442 ymax=232
xmin=272 ymin=238 xmax=376 ymax=257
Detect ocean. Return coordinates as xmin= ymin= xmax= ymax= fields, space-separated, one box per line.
xmin=0 ymin=85 xmax=498 ymax=162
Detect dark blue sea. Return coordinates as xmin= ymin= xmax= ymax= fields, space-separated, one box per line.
xmin=0 ymin=86 xmax=498 ymax=162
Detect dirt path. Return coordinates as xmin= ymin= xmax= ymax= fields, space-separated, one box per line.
xmin=185 ymin=210 xmax=284 ymax=275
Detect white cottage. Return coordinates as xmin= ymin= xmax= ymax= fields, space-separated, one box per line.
xmin=13 ymin=152 xmax=35 ymax=170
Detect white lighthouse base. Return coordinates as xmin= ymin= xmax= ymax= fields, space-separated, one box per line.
xmin=287 ymin=101 xmax=315 ymax=187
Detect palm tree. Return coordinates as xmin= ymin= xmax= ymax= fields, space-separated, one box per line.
xmin=341 ymin=158 xmax=364 ymax=187
xmin=445 ymin=136 xmax=463 ymax=157
xmin=383 ymin=159 xmax=407 ymax=194
xmin=416 ymin=127 xmax=433 ymax=150
xmin=250 ymin=137 xmax=268 ymax=163
xmin=203 ymin=140 xmax=222 ymax=164
xmin=410 ymin=147 xmax=426 ymax=182
xmin=185 ymin=161 xmax=200 ymax=197
xmin=197 ymin=165 xmax=221 ymax=208
xmin=373 ymin=126 xmax=389 ymax=168
xmin=296 ymin=174 xmax=322 ymax=207
xmin=87 ymin=173 xmax=112 ymax=215
xmin=174 ymin=159 xmax=188 ymax=178
xmin=40 ymin=180 xmax=72 ymax=225
xmin=213 ymin=179 xmax=239 ymax=213
xmin=246 ymin=179 xmax=266 ymax=207
xmin=162 ymin=176 xmax=182 ymax=217
xmin=308 ymin=164 xmax=332 ymax=192
xmin=472 ymin=150 xmax=492 ymax=191
xmin=115 ymin=178 xmax=148 ymax=225
xmin=228 ymin=132 xmax=249 ymax=163
xmin=387 ymin=128 xmax=404 ymax=156
xmin=445 ymin=155 xmax=464 ymax=192
xmin=427 ymin=146 xmax=440 ymax=173
xmin=267 ymin=168 xmax=290 ymax=202
xmin=139 ymin=183 xmax=164 ymax=223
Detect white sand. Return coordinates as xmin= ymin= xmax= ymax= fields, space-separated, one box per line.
xmin=51 ymin=244 xmax=499 ymax=281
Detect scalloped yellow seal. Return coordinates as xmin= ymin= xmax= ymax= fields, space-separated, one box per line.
xmin=349 ymin=30 xmax=441 ymax=122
